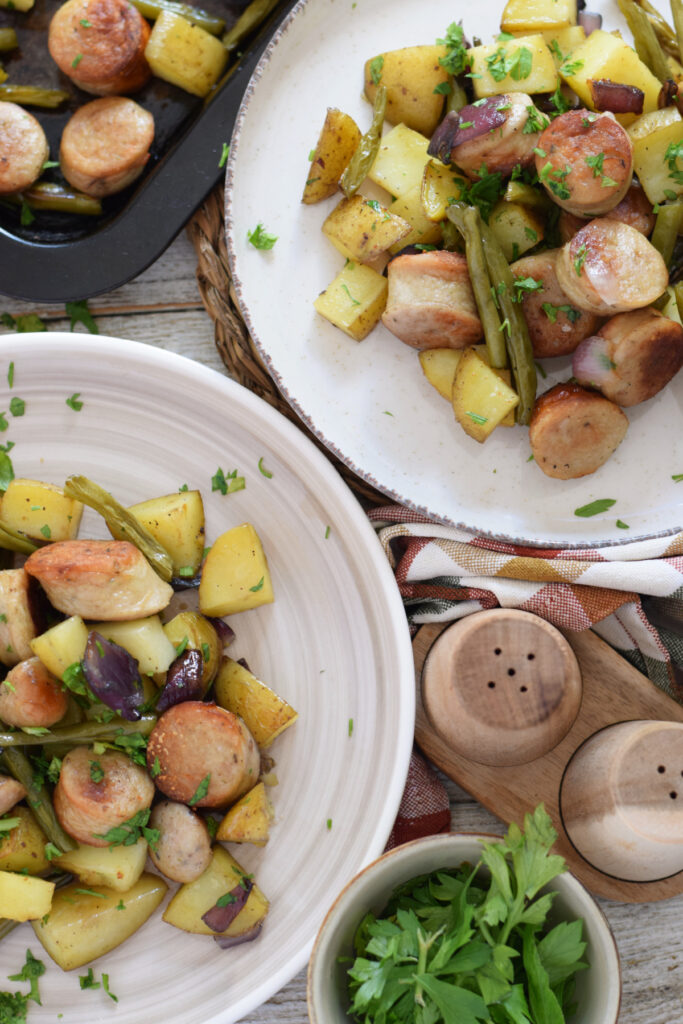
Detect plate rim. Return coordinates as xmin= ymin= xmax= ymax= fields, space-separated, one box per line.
xmin=223 ymin=0 xmax=683 ymax=552
xmin=0 ymin=331 xmax=416 ymax=1023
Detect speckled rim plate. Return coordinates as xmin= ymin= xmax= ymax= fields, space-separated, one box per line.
xmin=0 ymin=333 xmax=414 ymax=1024
xmin=225 ymin=0 xmax=683 ymax=549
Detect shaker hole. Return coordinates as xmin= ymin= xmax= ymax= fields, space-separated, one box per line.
xmin=488 ymin=681 xmax=496 ymax=689
xmin=670 ymin=791 xmax=678 ymax=800
xmin=520 ymin=685 xmax=528 ymax=693
xmin=527 ymin=653 xmax=535 ymax=661
xmin=494 ymin=648 xmax=502 ymax=656
xmin=507 ymin=668 xmax=516 ymax=677
xmin=658 ymin=765 xmax=666 ymax=774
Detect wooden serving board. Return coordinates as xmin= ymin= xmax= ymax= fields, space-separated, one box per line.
xmin=414 ymin=619 xmax=683 ymax=902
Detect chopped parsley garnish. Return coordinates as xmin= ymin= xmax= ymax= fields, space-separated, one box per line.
xmin=249 ymin=576 xmax=265 ymax=592
xmin=369 ymin=55 xmax=384 ymax=85
xmin=8 ymin=397 xmax=23 ymax=417
xmin=437 ymin=22 xmax=468 ymax=76
xmin=341 ymin=283 xmax=360 ymax=305
xmin=671 ymin=473 xmax=683 ymax=482
xmin=89 ymin=760 xmax=104 ymax=783
xmin=326 ymin=818 xmax=333 ymax=830
xmin=433 ymin=81 xmax=452 ymax=95
xmin=524 ymin=226 xmax=538 ymax=241
xmin=201 ymin=642 xmax=210 ymax=662
xmin=65 ymin=299 xmax=98 ymax=334
xmin=0 ymin=992 xmax=29 ymax=1023
xmin=616 ymin=519 xmax=630 ymax=529
xmin=549 ymin=77 xmax=570 ymax=115
xmin=65 ymin=392 xmax=83 ymax=411
xmin=93 ymin=808 xmax=159 ymax=851
xmin=348 ymin=718 xmax=354 ymax=737
xmin=485 ymin=44 xmax=533 ymax=82
xmin=582 ymin=113 xmax=598 ymax=127
xmin=75 ymin=888 xmax=107 ymax=899
xmin=188 ymin=774 xmax=211 ymax=806
xmin=71 ymin=53 xmax=83 ymax=68
xmin=574 ymin=243 xmax=587 ymax=275
xmin=247 ymin=223 xmax=278 ymax=250
xmin=218 ymin=142 xmax=230 ymax=169
xmin=39 ymin=524 xmax=51 ymax=539
xmin=8 ymin=950 xmax=45 ymax=1005
xmin=216 ymin=891 xmax=237 ymax=907
xmin=541 ymin=302 xmax=580 ymax=323
xmin=466 ymin=411 xmax=488 ymax=424
xmin=258 ymin=456 xmax=273 ymax=478
xmin=211 ymin=467 xmax=245 ymax=495
xmin=1 ymin=313 xmax=46 ymax=333
xmin=665 ymin=141 xmax=683 ymax=185
xmin=20 ymin=201 xmax=34 ymax=227
xmin=0 ymin=816 xmax=20 ymax=833
xmin=512 ymin=276 xmax=543 ymax=301
xmin=451 ymin=165 xmax=506 ymax=221
xmin=79 ymin=18 xmax=92 ymax=26
xmin=574 ymin=498 xmax=616 ymax=517
xmin=79 ymin=968 xmax=99 ymax=990
xmin=325 ymin=525 xmax=331 ymax=539
xmin=560 ymin=58 xmax=584 ymax=75
xmin=150 ymin=756 xmax=161 ymax=779
xmin=116 ymin=899 xmax=126 ymax=910
xmin=585 ymin=152 xmax=605 ymax=178
xmin=44 ymin=842 xmax=62 ymax=860
xmin=7 ymin=362 xmax=13 ymax=388
xmin=523 ymin=106 xmax=549 ymax=134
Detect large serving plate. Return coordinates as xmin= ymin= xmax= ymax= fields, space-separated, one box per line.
xmin=225 ymin=0 xmax=683 ymax=548
xmin=0 ymin=334 xmax=415 ymax=1024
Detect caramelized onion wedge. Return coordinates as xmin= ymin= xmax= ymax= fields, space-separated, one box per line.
xmin=214 ymin=922 xmax=263 ymax=949
xmin=589 ymin=79 xmax=644 ymax=114
xmin=83 ymin=630 xmax=144 ymax=721
xmin=201 ymin=879 xmax=253 ymax=933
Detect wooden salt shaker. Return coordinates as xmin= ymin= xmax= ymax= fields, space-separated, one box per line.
xmin=421 ymin=609 xmax=583 ymax=766
xmin=560 ymin=720 xmax=683 ymax=881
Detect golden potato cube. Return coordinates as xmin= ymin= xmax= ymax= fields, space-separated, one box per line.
xmin=0 ymin=870 xmax=54 ymax=921
xmin=452 ymin=347 xmax=520 ymax=442
xmin=128 ymin=490 xmax=205 ymax=576
xmin=501 ymin=0 xmax=576 ymax=34
xmin=0 ymin=807 xmax=49 ymax=875
xmin=216 ymin=782 xmax=273 ymax=845
xmin=389 ymin=185 xmax=442 ymax=253
xmin=32 ymin=873 xmax=167 ymax=970
xmin=30 ymin=615 xmax=88 ymax=680
xmin=489 ymin=200 xmax=544 ymax=261
xmin=0 ymin=478 xmax=83 ymax=543
xmin=628 ymin=106 xmax=682 ymax=143
xmin=421 ymin=159 xmax=464 ymax=222
xmin=540 ymin=25 xmax=585 ymax=67
xmin=302 ymin=108 xmax=361 ymax=204
xmin=90 ymin=616 xmax=177 ymax=675
xmin=630 ymin=118 xmax=683 ymax=204
xmin=214 ymin=657 xmax=298 ymax=748
xmin=468 ymin=35 xmax=558 ymax=98
xmin=368 ymin=123 xmax=432 ymax=200
xmin=144 ymin=10 xmax=228 ymax=97
xmin=418 ymin=349 xmax=464 ymax=400
xmin=473 ymin=346 xmax=516 ymax=427
xmin=163 ymin=845 xmax=268 ymax=936
xmin=314 ymin=260 xmax=387 ymax=341
xmin=364 ymin=45 xmax=449 ymax=135
xmin=503 ymin=180 xmax=553 ymax=212
xmin=199 ymin=523 xmax=274 ymax=617
xmin=55 ymin=839 xmax=148 ymax=894
xmin=560 ymin=30 xmax=661 ymax=124
xmin=322 ymin=195 xmax=410 ymax=262
xmin=0 ymin=0 xmax=34 ymax=10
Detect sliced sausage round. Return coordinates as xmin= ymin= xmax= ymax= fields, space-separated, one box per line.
xmin=535 ymin=110 xmax=632 ymax=217
xmin=48 ymin=0 xmax=151 ymax=95
xmin=54 ymin=746 xmax=155 ymax=847
xmin=146 ymin=702 xmax=260 ymax=809
xmin=60 ymin=97 xmax=155 ymax=197
xmin=382 ymin=250 xmax=482 ymax=349
xmin=0 ymin=569 xmax=38 ymax=668
xmin=558 ymin=181 xmax=655 ymax=242
xmin=0 ymin=102 xmax=49 ymax=196
xmin=0 ymin=774 xmax=27 ymax=816
xmin=510 ymin=250 xmax=603 ymax=358
xmin=592 ymin=308 xmax=683 ymax=406
xmin=148 ymin=800 xmax=212 ymax=883
xmin=555 ymin=219 xmax=668 ymax=316
xmin=0 ymin=657 xmax=68 ymax=728
xmin=529 ymin=382 xmax=628 ymax=479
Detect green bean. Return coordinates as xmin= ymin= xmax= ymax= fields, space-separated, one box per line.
xmin=340 ymin=86 xmax=387 ymax=199
xmin=635 ymin=0 xmax=680 ymax=58
xmin=0 ymin=28 xmax=18 ymax=51
xmin=0 ymin=749 xmax=76 ymax=852
xmin=131 ymin=0 xmax=224 ymax=34
xmin=223 ymin=0 xmax=280 ymax=52
xmin=0 ymin=85 xmax=69 ymax=108
xmin=0 ymin=715 xmax=156 ymax=749
xmin=63 ymin=476 xmax=173 ymax=582
xmin=673 ymin=280 xmax=683 ymax=321
xmin=671 ymin=0 xmax=683 ymax=67
xmin=651 ymin=202 xmax=683 ymax=266
xmin=479 ymin=215 xmax=537 ymax=424
xmin=447 ymin=203 xmax=508 ymax=368
xmin=618 ymin=0 xmax=670 ymax=82
xmin=17 ymin=183 xmax=102 ymax=217
xmin=0 ymin=522 xmax=37 ymax=555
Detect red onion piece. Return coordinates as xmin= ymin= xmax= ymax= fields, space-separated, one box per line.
xmin=201 ymin=879 xmax=253 ymax=933
xmin=428 ymin=100 xmax=506 ymax=162
xmin=206 ymin=617 xmax=235 ymax=647
xmin=659 ymin=79 xmax=679 ymax=108
xmin=156 ymin=648 xmax=204 ymax=713
xmin=572 ymin=335 xmax=618 ymax=390
xmin=213 ymin=922 xmax=263 ymax=949
xmin=578 ymin=10 xmax=602 ymax=34
xmin=589 ymin=79 xmax=644 ymax=114
xmin=236 ymin=657 xmax=251 ymax=672
xmin=83 ymin=631 xmax=144 ymax=721
xmin=171 ymin=574 xmax=200 ymax=591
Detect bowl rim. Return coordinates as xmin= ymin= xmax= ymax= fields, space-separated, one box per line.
xmin=307 ymin=830 xmax=622 ymax=1024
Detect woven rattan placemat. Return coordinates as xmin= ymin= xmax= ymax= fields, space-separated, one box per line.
xmin=187 ymin=184 xmax=390 ymax=509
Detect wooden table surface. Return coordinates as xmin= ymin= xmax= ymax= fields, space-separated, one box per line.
xmin=2 ymin=230 xmax=682 ymax=1023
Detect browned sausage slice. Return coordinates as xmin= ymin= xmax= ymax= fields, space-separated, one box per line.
xmin=0 ymin=656 xmax=68 ymax=728
xmin=535 ymin=110 xmax=632 ymax=217
xmin=593 ymin=308 xmax=683 ymax=406
xmin=60 ymin=97 xmax=155 ymax=197
xmin=0 ymin=102 xmax=49 ymax=195
xmin=148 ymin=800 xmax=212 ymax=883
xmin=146 ymin=702 xmax=260 ymax=808
xmin=54 ymin=746 xmax=155 ymax=847
xmin=558 ymin=182 xmax=655 ymax=242
xmin=48 ymin=0 xmax=151 ymax=95
xmin=0 ymin=774 xmax=27 ymax=816
xmin=555 ymin=219 xmax=668 ymax=316
xmin=529 ymin=383 xmax=628 ymax=479
xmin=382 ymin=250 xmax=482 ymax=349
xmin=510 ymin=250 xmax=603 ymax=359
xmin=0 ymin=569 xmax=38 ymax=667
xmin=24 ymin=539 xmax=173 ymax=620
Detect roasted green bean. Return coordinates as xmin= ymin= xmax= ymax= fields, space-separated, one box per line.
xmin=340 ymin=86 xmax=387 ymax=199
xmin=131 ymin=0 xmax=224 ymax=34
xmin=447 ymin=203 xmax=508 ymax=368
xmin=618 ymin=0 xmax=670 ymax=82
xmin=0 ymin=85 xmax=69 ymax=108
xmin=223 ymin=0 xmax=280 ymax=52
xmin=0 ymin=28 xmax=18 ymax=51
xmin=10 ymin=183 xmax=102 ymax=217
xmin=0 ymin=715 xmax=156 ymax=750
xmin=671 ymin=0 xmax=683 ymax=66
xmin=635 ymin=0 xmax=680 ymax=59
xmin=0 ymin=749 xmax=76 ymax=853
xmin=651 ymin=202 xmax=683 ymax=266
xmin=0 ymin=522 xmax=37 ymax=556
xmin=63 ymin=476 xmax=173 ymax=582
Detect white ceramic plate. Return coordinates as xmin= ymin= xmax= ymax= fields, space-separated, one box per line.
xmin=0 ymin=334 xmax=415 ymax=1024
xmin=225 ymin=0 xmax=683 ymax=548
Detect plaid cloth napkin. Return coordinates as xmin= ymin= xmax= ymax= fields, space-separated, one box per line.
xmin=377 ymin=505 xmax=683 ymax=848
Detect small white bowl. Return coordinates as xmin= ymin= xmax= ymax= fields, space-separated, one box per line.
xmin=308 ymin=833 xmax=621 ymax=1024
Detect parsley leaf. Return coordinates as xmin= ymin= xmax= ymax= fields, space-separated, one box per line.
xmin=0 ymin=991 xmax=29 ymax=1023
xmin=574 ymin=498 xmax=616 ymax=517
xmin=93 ymin=807 xmax=160 ymax=852
xmin=188 ymin=773 xmax=211 ymax=806
xmin=247 ymin=223 xmax=277 ymax=250
xmin=218 ymin=142 xmax=230 ymax=169
xmin=437 ymin=22 xmax=468 ymax=76
xmin=66 ymin=392 xmax=83 ymax=411
xmin=211 ymin=467 xmax=245 ymax=494
xmin=369 ymin=54 xmax=384 ymax=85
xmin=65 ymin=299 xmax=98 ymax=335
xmin=8 ymin=950 xmax=45 ymax=1005
xmin=452 ymin=165 xmax=506 ymax=222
